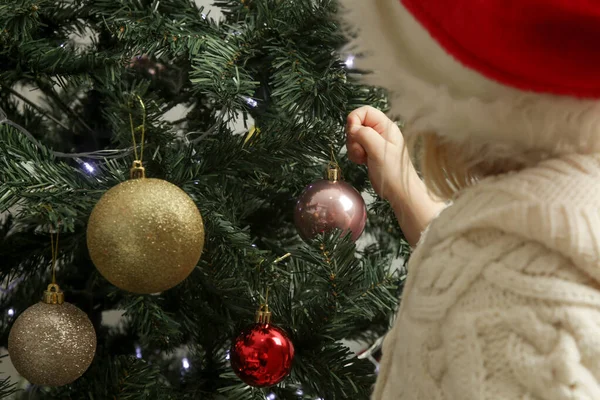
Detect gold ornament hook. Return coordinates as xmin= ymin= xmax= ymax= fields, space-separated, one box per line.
xmin=255 ymin=303 xmax=272 ymax=324
xmin=43 ymin=283 xmax=64 ymax=305
xmin=255 ymin=286 xmax=271 ymax=323
xmin=327 ymin=161 xmax=341 ymax=182
xmin=130 ymin=160 xmax=146 ymax=179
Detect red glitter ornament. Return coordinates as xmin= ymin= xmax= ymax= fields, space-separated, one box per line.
xmin=294 ymin=164 xmax=366 ymax=242
xmin=230 ymin=305 xmax=294 ymax=387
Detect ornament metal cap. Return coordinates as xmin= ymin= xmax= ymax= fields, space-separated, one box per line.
xmin=255 ymin=304 xmax=272 ymax=324
xmin=43 ymin=283 xmax=64 ymax=305
xmin=327 ymin=162 xmax=340 ymax=182
xmin=130 ymin=160 xmax=146 ymax=179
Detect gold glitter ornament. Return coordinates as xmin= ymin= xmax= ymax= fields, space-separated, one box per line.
xmin=86 ymin=164 xmax=205 ymax=293
xmin=8 ymin=284 xmax=96 ymax=387
xmin=88 ymin=96 xmax=204 ymax=293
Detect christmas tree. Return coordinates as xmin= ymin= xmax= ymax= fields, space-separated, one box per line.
xmin=0 ymin=0 xmax=409 ymax=398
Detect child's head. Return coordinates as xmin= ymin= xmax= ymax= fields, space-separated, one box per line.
xmin=341 ymin=0 xmax=600 ymax=198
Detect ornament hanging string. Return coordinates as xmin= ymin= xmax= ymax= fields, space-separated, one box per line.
xmin=263 ymin=287 xmax=269 ymax=307
xmin=126 ymin=95 xmax=148 ymax=179
xmin=41 ymin=204 xmax=61 ymax=285
xmin=39 ymin=205 xmax=65 ymax=305
xmin=128 ymin=95 xmax=147 ymax=163
xmin=50 ymin=230 xmax=60 ymax=285
xmin=330 ymin=145 xmax=339 ymax=167
xmin=328 ymin=144 xmax=341 ymax=181
xmin=255 ymin=252 xmax=291 ymax=323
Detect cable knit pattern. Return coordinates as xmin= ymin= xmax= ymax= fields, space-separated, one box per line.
xmin=374 ymin=154 xmax=600 ymax=399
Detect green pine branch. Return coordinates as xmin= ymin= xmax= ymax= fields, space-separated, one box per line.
xmin=0 ymin=373 xmax=18 ymax=399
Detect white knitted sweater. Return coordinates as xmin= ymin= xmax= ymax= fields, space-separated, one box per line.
xmin=374 ymin=154 xmax=600 ymax=400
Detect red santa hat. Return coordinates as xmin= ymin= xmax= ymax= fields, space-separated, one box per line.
xmin=340 ymin=0 xmax=600 ymax=163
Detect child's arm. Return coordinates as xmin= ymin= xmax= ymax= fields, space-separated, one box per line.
xmin=346 ymin=106 xmax=446 ymax=246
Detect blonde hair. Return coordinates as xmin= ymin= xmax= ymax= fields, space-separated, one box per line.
xmin=406 ymin=133 xmax=530 ymax=201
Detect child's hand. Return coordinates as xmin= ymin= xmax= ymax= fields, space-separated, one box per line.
xmin=346 ymin=106 xmax=417 ymax=203
xmin=346 ymin=106 xmax=446 ymax=247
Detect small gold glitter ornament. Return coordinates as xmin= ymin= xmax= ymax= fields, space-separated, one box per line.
xmin=87 ymin=162 xmax=205 ymax=293
xmin=8 ymin=284 xmax=96 ymax=386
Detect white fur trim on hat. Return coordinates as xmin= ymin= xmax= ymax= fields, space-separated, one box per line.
xmin=340 ymin=0 xmax=600 ymax=164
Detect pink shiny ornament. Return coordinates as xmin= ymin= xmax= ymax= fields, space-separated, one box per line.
xmin=294 ymin=176 xmax=367 ymax=242
xmin=230 ymin=323 xmax=295 ymax=387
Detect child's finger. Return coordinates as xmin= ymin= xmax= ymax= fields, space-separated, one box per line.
xmin=347 ymin=140 xmax=367 ymax=165
xmin=346 ymin=124 xmax=386 ymax=161
xmin=347 ymin=106 xmax=402 ymax=145
xmin=347 ymin=106 xmax=388 ymax=133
